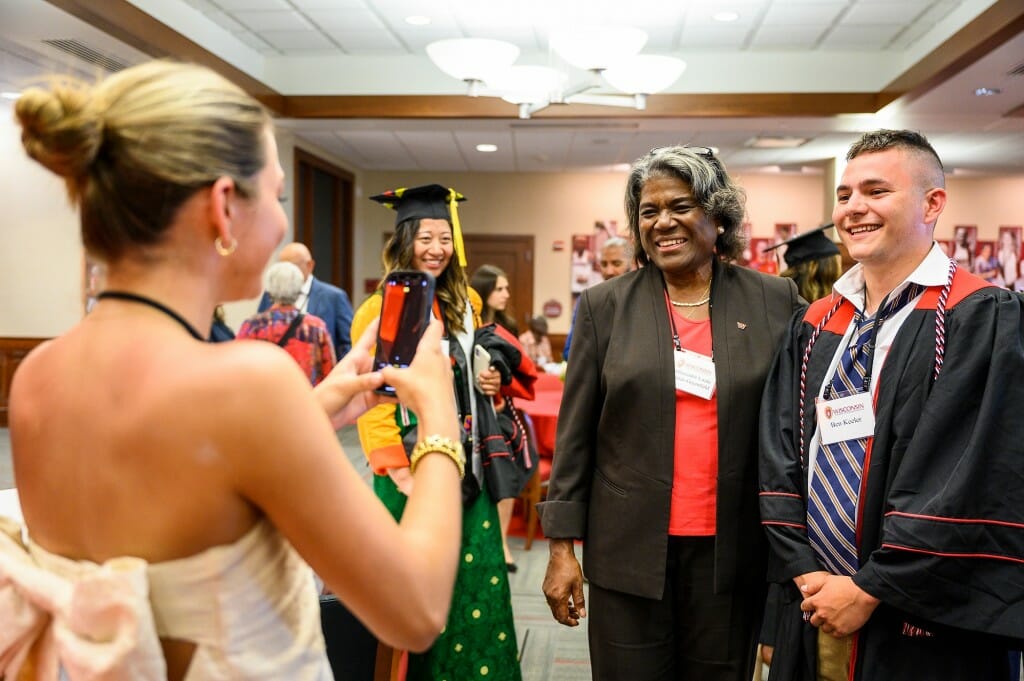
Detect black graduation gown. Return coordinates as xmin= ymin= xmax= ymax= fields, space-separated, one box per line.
xmin=759 ymin=269 xmax=1024 ymax=681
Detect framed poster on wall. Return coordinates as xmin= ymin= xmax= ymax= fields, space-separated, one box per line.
xmin=997 ymin=226 xmax=1023 ymax=290
xmin=951 ymin=225 xmax=977 ymax=270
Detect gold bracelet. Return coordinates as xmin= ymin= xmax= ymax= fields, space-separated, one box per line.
xmin=410 ymin=434 xmax=465 ymax=479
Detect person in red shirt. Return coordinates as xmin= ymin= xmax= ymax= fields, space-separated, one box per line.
xmin=238 ymin=261 xmax=335 ymax=385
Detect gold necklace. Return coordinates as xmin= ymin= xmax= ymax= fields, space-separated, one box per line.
xmin=669 ymin=278 xmax=712 ymax=308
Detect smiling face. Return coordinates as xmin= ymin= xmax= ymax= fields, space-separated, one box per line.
xmin=832 ymin=148 xmax=945 ymax=275
xmin=638 ymin=173 xmax=718 ymax=277
xmin=411 ymin=218 xmax=454 ymax=276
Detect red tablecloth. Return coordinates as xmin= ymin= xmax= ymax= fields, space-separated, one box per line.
xmin=517 ymin=380 xmax=562 ymax=456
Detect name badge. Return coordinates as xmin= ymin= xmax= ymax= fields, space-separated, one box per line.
xmin=440 ymin=339 xmax=450 ymax=357
xmin=815 ymin=392 xmax=875 ymax=445
xmin=674 ymin=349 xmax=716 ymax=399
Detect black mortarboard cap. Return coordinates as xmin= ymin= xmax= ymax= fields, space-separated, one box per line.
xmin=763 ymin=223 xmax=839 ymax=268
xmin=369 ymin=184 xmax=468 ymax=265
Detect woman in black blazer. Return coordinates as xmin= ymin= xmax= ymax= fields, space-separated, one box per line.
xmin=539 ymin=145 xmax=804 ymax=681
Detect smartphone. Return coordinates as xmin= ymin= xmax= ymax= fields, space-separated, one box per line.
xmin=472 ymin=345 xmax=492 ymax=393
xmin=374 ymin=270 xmax=436 ymax=396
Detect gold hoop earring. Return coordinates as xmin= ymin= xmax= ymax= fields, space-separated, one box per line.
xmin=215 ymin=236 xmax=237 ymax=256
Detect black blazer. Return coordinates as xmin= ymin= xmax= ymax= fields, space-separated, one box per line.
xmin=539 ymin=259 xmax=802 ymax=599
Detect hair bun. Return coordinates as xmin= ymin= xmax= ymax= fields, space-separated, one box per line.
xmin=15 ymin=82 xmax=102 ymax=182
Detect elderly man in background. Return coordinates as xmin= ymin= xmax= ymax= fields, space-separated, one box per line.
xmin=258 ymin=242 xmax=354 ymax=358
xmin=562 ymin=236 xmax=632 ymax=360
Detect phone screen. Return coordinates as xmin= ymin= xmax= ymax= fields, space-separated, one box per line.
xmin=374 ymin=270 xmax=436 ymax=395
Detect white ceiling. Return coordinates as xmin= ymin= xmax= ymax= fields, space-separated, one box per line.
xmin=2 ymin=0 xmax=1023 ymax=175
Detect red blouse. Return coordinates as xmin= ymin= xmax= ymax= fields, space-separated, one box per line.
xmin=667 ymin=307 xmax=719 ymax=536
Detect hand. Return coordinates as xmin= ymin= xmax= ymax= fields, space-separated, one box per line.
xmin=387 ymin=466 xmax=414 ymax=496
xmin=476 ymin=366 xmax=502 ymax=396
xmin=315 ymin=318 xmax=386 ymax=429
xmin=801 ymin=575 xmax=879 ymax=637
xmin=542 ymin=539 xmax=586 ymax=627
xmin=381 ymin=319 xmax=460 ymax=443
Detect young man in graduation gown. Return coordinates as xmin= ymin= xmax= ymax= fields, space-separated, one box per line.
xmin=759 ymin=129 xmax=1024 ymax=681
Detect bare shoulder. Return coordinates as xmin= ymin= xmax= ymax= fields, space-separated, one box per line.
xmin=7 ymin=338 xmax=57 ymax=411
xmin=190 ymin=339 xmax=313 ymax=412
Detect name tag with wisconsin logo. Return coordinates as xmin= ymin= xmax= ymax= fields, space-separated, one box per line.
xmin=815 ymin=392 xmax=875 ymax=444
xmin=674 ymin=349 xmax=716 ymax=400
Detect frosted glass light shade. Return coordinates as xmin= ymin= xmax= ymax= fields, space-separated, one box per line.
xmin=549 ymin=26 xmax=647 ymax=71
xmin=426 ymin=38 xmax=520 ymax=82
xmin=487 ymin=65 xmax=567 ymax=104
xmin=602 ymin=55 xmax=686 ymax=94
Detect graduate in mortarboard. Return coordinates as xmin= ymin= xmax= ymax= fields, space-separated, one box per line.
xmin=764 ymin=223 xmax=843 ymax=302
xmin=350 ymin=184 xmax=523 ymax=681
xmin=761 ymin=130 xmax=1024 ymax=681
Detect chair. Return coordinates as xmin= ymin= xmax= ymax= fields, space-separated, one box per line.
xmin=517 ymin=412 xmax=551 ymax=550
xmin=373 ymin=644 xmax=403 ymax=681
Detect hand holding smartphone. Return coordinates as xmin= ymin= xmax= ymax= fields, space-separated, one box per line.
xmin=472 ymin=345 xmax=492 ymax=393
xmin=374 ymin=270 xmax=437 ymax=396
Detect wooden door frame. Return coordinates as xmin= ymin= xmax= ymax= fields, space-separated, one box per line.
xmin=463 ymin=234 xmax=535 ymax=332
xmin=293 ymin=148 xmax=355 ymax=294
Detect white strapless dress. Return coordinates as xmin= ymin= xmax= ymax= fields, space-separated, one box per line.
xmin=0 ymin=516 xmax=333 ymax=680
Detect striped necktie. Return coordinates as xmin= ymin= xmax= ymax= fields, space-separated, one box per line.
xmin=806 ymin=283 xmax=924 ymax=575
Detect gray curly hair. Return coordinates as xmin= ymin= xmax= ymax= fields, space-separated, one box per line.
xmin=624 ymin=146 xmax=747 ymax=264
xmin=265 ymin=261 xmax=305 ymax=306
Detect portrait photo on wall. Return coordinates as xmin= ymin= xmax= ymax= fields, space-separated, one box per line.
xmin=593 ymin=219 xmax=622 ymax=256
xmin=735 ymin=222 xmax=754 ymax=267
xmin=972 ymin=240 xmax=999 ymax=284
xmin=997 ymin=225 xmax=1023 ymax=290
xmin=772 ymin=223 xmax=798 ymax=270
xmin=570 ymin=233 xmax=596 ymax=301
xmin=748 ymin=237 xmax=779 ymax=275
xmin=950 ymin=225 xmax=978 ymax=270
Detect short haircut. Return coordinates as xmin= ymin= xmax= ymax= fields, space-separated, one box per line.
xmin=846 ymin=129 xmax=946 ymax=190
xmin=624 ymin=146 xmax=746 ymax=264
xmin=600 ymin=236 xmax=633 ymax=259
xmin=266 ymin=262 xmax=305 ymax=305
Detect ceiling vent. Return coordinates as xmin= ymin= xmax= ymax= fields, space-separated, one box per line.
xmin=1008 ymin=61 xmax=1024 ymax=77
xmin=40 ymin=39 xmax=128 ymax=73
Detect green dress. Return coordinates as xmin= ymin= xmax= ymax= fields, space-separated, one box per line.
xmin=375 ymin=475 xmax=522 ymax=681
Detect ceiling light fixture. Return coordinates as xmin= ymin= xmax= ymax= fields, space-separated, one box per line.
xmin=405 ymin=15 xmax=431 ymax=26
xmin=475 ymin=143 xmax=498 ymax=152
xmin=974 ymin=86 xmax=1001 ymax=96
xmin=426 ymin=38 xmax=520 ymax=97
xmin=713 ymin=11 xmax=740 ymax=22
xmin=745 ymin=135 xmax=809 ymax=149
xmin=426 ymin=26 xmax=685 ymax=119
xmin=1 ymin=91 xmax=20 ymax=100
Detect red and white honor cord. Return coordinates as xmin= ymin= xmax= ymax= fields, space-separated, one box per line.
xmin=795 ymin=261 xmax=956 ymax=469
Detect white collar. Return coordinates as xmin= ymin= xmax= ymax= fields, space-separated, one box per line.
xmin=833 ymin=242 xmax=950 ymax=312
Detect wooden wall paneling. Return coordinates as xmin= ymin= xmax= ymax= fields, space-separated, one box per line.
xmin=0 ymin=338 xmax=48 ymax=428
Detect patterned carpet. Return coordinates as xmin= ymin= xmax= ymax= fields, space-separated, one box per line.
xmin=507 ymin=535 xmax=592 ymax=681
